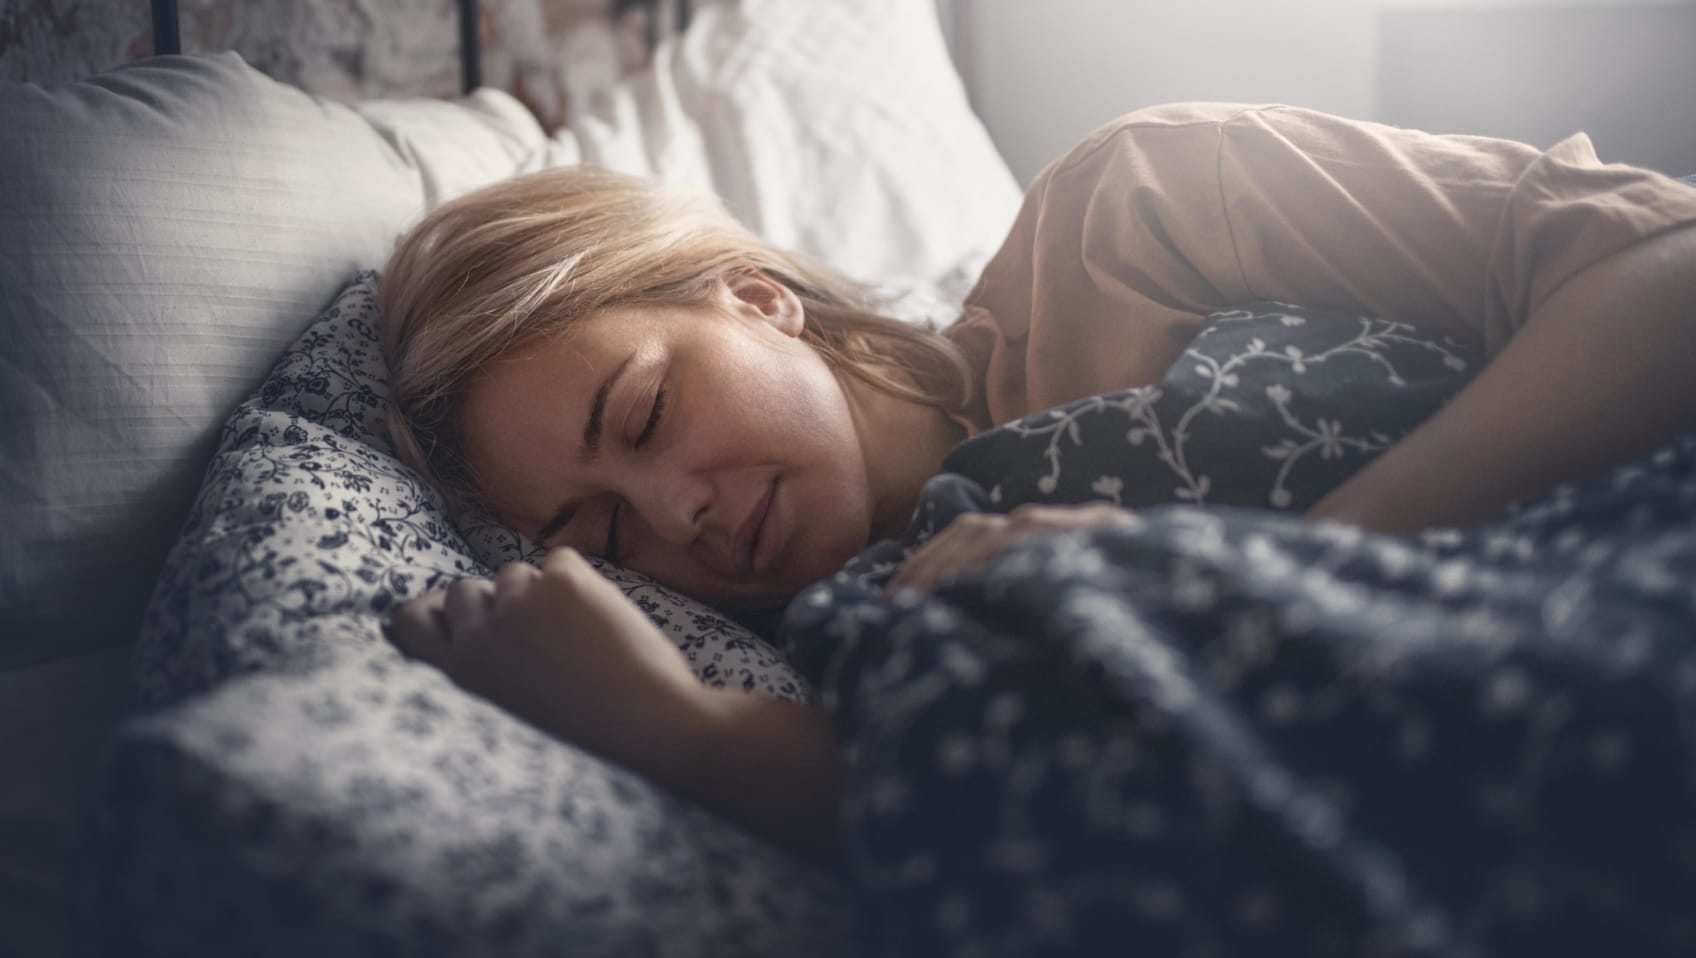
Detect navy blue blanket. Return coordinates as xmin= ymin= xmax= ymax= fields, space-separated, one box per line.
xmin=780 ymin=305 xmax=1696 ymax=957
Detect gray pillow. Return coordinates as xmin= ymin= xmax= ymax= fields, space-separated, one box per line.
xmin=104 ymin=273 xmax=860 ymax=956
xmin=0 ymin=53 xmax=426 ymax=670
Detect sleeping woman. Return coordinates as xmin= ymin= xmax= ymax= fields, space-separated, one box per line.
xmin=380 ymin=104 xmax=1696 ymax=954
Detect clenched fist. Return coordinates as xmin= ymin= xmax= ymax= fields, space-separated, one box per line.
xmin=390 ymin=547 xmax=707 ymax=771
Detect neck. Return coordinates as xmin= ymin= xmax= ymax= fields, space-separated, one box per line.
xmin=840 ymin=372 xmax=967 ymax=542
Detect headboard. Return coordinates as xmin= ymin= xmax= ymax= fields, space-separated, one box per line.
xmin=3 ymin=1 xmax=699 ymax=132
xmin=144 ymin=0 xmax=694 ymax=95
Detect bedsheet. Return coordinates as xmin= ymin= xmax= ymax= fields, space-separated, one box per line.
xmin=781 ymin=309 xmax=1696 ymax=956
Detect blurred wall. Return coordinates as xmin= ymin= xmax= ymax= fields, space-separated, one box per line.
xmin=1377 ymin=2 xmax=1696 ymax=176
xmin=952 ymin=0 xmax=1695 ymax=184
xmin=950 ymin=0 xmax=1378 ymax=184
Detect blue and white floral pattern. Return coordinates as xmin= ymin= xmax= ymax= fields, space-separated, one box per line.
xmin=782 ymin=308 xmax=1696 ymax=957
xmin=943 ymin=302 xmax=1475 ymax=517
xmin=109 ymin=272 xmax=858 ymax=956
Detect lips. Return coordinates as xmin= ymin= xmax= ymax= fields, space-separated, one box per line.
xmin=733 ymin=478 xmax=777 ymax=575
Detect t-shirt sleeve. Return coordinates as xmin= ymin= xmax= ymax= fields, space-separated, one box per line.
xmin=949 ymin=102 xmax=1696 ymax=430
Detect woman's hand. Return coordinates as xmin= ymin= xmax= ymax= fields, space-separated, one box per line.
xmin=886 ymin=501 xmax=1134 ymax=596
xmin=392 ymin=548 xmax=848 ymax=854
xmin=390 ymin=548 xmax=706 ymax=770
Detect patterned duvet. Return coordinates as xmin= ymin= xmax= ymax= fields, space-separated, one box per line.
xmin=781 ymin=305 xmax=1696 ymax=957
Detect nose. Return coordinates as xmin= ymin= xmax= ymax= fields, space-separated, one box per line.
xmin=623 ymin=461 xmax=711 ymax=547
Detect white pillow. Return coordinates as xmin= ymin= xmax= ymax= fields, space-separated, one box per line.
xmin=355 ymin=89 xmax=554 ymax=209
xmin=0 ymin=53 xmax=548 ymax=670
xmin=551 ymin=0 xmax=1022 ymax=291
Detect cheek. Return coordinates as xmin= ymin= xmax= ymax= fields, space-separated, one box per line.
xmin=782 ymin=365 xmax=875 ymax=529
xmin=715 ymin=351 xmax=867 ymax=475
xmin=786 ymin=446 xmax=876 ymax=577
xmin=780 ymin=366 xmax=864 ymax=464
xmin=755 ymin=367 xmax=843 ymax=429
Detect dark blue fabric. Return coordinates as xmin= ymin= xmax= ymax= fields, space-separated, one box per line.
xmin=781 ymin=306 xmax=1696 ymax=957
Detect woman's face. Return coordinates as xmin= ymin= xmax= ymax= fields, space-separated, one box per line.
xmin=459 ymin=272 xmax=876 ymax=609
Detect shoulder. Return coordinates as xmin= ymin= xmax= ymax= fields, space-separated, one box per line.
xmin=1041 ymin=103 xmax=1284 ymax=179
xmin=1043 ymin=103 xmax=1433 ymax=181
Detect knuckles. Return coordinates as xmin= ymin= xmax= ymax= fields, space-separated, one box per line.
xmin=388 ymin=600 xmax=433 ymax=644
xmin=495 ymin=560 xmax=539 ymax=587
xmin=540 ymin=547 xmax=594 ymax=586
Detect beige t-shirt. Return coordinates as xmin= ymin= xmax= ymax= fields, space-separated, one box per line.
xmin=947 ymin=102 xmax=1696 ymax=432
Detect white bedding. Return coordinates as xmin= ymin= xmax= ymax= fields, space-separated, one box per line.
xmin=553 ymin=0 xmax=1020 ymax=288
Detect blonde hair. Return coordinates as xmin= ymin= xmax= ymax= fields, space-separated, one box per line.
xmin=379 ymin=165 xmax=972 ymax=511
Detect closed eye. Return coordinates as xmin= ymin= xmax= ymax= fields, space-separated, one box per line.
xmin=635 ymin=387 xmax=666 ymax=448
xmin=601 ymin=386 xmax=664 ymax=562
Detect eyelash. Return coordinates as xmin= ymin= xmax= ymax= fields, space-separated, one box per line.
xmin=603 ymin=386 xmax=667 ymax=561
xmin=636 ymin=386 xmax=666 ymax=448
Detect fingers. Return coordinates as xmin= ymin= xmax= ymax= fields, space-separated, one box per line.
xmin=887 ymin=513 xmax=1010 ymax=596
xmin=391 ymin=571 xmax=508 ymax=666
xmin=390 ymin=589 xmax=451 ymax=665
xmin=541 ymin=546 xmax=619 ymax=601
xmin=443 ymin=577 xmax=495 ymax=634
xmin=539 ymin=547 xmax=658 ymax=635
xmin=542 ymin=544 xmax=589 ymax=580
xmin=494 ymin=559 xmax=539 ymax=596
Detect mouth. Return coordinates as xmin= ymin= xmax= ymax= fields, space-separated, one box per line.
xmin=734 ymin=478 xmax=778 ymax=576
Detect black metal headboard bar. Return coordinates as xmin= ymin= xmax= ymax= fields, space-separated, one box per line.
xmin=148 ymin=0 xmax=482 ymax=93
xmin=458 ymin=0 xmax=482 ymax=94
xmin=149 ymin=0 xmax=688 ymax=95
xmin=150 ymin=0 xmax=181 ymax=56
xmin=618 ymin=0 xmax=692 ymax=57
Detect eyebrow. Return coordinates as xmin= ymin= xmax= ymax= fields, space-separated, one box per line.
xmin=534 ymin=353 xmax=636 ymax=543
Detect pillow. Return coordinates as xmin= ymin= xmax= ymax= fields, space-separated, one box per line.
xmin=0 ymin=52 xmax=549 ymax=671
xmin=354 ymin=90 xmax=555 ymax=208
xmin=0 ymin=56 xmax=553 ymax=958
xmin=111 ymin=272 xmax=856 ymax=953
xmin=550 ymin=0 xmax=1023 ymax=291
xmin=104 ymin=658 xmax=863 ymax=957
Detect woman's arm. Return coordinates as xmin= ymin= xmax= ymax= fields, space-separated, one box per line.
xmin=390 ymin=549 xmax=844 ymax=854
xmin=678 ymin=688 xmax=844 ymax=854
xmin=1310 ymin=225 xmax=1696 ymax=532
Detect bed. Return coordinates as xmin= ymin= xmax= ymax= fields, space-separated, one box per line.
xmin=6 ymin=1 xmax=1695 ymax=955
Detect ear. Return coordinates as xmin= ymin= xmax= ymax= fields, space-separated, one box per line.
xmin=722 ymin=269 xmax=805 ymax=337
